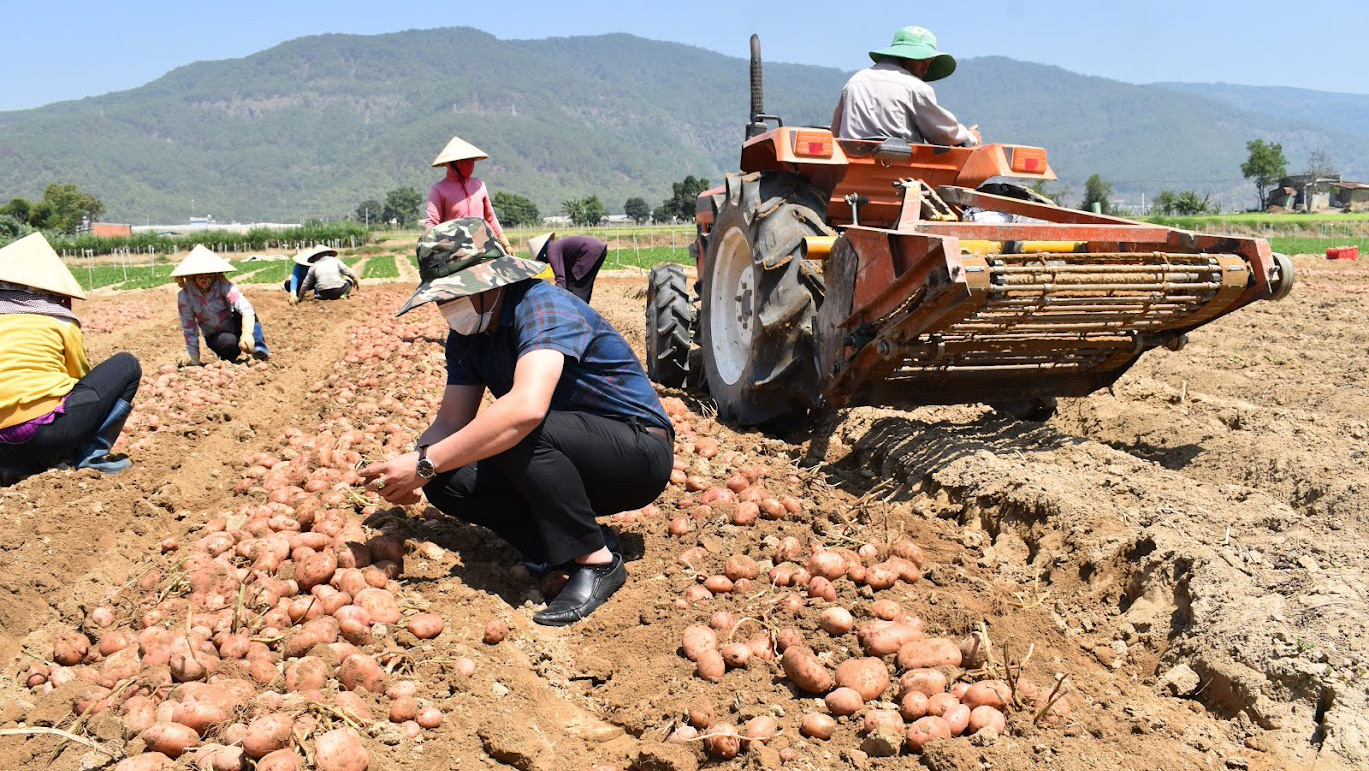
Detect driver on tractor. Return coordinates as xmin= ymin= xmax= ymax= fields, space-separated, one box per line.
xmin=832 ymin=25 xmax=981 ymax=147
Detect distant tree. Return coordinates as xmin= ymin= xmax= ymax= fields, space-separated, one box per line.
xmin=15 ymin=183 xmax=105 ymax=234
xmin=659 ymin=175 xmax=710 ymax=222
xmin=624 ymin=197 xmax=651 ymax=224
xmin=564 ymin=196 xmax=606 ymax=227
xmin=1 ymin=197 xmax=32 ymax=224
xmin=0 ymin=214 xmax=27 ymax=241
xmin=354 ymin=199 xmax=384 ymax=226
xmin=1151 ymin=190 xmax=1178 ymax=216
xmin=1080 ymin=174 xmax=1114 ymax=215
xmin=651 ymin=204 xmax=672 ymax=223
xmin=1172 ymin=190 xmax=1211 ymax=215
xmin=1241 ymin=139 xmax=1287 ymax=210
xmin=493 ymin=191 xmax=541 ymax=228
xmin=382 ymin=187 xmax=423 ymax=227
xmin=1303 ymin=148 xmax=1337 ymax=179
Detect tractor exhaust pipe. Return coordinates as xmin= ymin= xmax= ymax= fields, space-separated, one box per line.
xmin=746 ymin=34 xmax=770 ymax=139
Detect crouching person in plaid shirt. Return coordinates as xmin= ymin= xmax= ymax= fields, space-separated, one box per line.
xmin=359 ymin=218 xmax=673 ymax=626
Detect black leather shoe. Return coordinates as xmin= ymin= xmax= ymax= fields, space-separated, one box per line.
xmin=532 ymin=554 xmax=627 ymax=626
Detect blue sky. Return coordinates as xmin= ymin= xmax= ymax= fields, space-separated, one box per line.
xmin=2 ymin=0 xmax=1366 ymax=112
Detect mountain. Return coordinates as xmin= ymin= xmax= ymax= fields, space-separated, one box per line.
xmin=1153 ymin=82 xmax=1369 ymax=144
xmin=1 ymin=28 xmax=1367 ymax=223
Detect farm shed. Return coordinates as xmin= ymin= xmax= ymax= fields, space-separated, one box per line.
xmin=1331 ymin=181 xmax=1369 ymax=211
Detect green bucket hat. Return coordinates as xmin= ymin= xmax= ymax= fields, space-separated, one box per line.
xmin=395 ymin=217 xmax=546 ymax=316
xmin=870 ymin=26 xmax=956 ymax=82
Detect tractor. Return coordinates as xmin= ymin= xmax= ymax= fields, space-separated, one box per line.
xmin=645 ymin=36 xmax=1294 ymax=426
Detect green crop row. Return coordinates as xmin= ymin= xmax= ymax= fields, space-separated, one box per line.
xmin=1268 ymin=236 xmax=1369 ymax=255
xmin=361 ymin=255 xmax=399 ymax=279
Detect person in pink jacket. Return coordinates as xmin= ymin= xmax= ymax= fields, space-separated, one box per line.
xmin=425 ymin=136 xmax=514 ymax=254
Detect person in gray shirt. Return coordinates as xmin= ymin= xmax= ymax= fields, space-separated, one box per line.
xmin=832 ymin=26 xmax=981 ymax=147
xmin=293 ymin=246 xmax=360 ymax=302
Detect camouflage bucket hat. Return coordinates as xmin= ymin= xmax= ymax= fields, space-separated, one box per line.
xmin=395 ymin=217 xmax=546 ymax=316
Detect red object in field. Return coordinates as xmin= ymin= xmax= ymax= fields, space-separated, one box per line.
xmin=1326 ymin=246 xmax=1359 ymax=260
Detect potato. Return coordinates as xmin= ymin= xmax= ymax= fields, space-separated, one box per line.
xmin=315 ymin=727 xmax=369 ymax=771
xmin=895 ymin=637 xmax=962 ymax=669
xmin=389 ymin=696 xmax=419 ymax=723
xmin=869 ymin=599 xmax=901 ymax=621
xmin=202 ymin=744 xmax=246 ymax=771
xmin=141 ymin=721 xmax=200 ymax=758
xmin=857 ymin=620 xmax=922 ymax=657
xmin=925 ymin=692 xmax=960 ymax=717
xmin=171 ymin=700 xmax=227 ymax=736
xmin=891 ymin=539 xmax=925 ymax=567
xmin=708 ymin=611 xmax=737 ymax=633
xmin=862 ymin=563 xmax=899 ymax=590
xmin=720 ymin=643 xmax=751 ymax=668
xmin=681 ymin=625 xmax=718 ymax=661
xmin=899 ymin=668 xmax=948 ymax=697
xmin=723 ymin=554 xmax=759 ymax=581
xmin=781 ymin=647 xmax=833 ymax=694
xmin=775 ymin=627 xmax=804 ymax=652
xmin=899 ymin=691 xmax=929 ymax=721
xmin=702 ymin=724 xmax=740 ymax=759
xmin=743 ymin=715 xmax=778 ymax=743
xmin=905 ymin=715 xmax=951 ymax=752
xmin=334 ymin=691 xmax=374 ymax=721
xmin=112 ymin=753 xmax=176 ymax=771
xmin=967 ymin=704 xmax=1006 ymax=734
xmin=807 ymin=549 xmax=847 ymax=581
xmin=745 ymin=633 xmax=775 ymax=662
xmin=285 ymin=657 xmax=329 ymax=692
xmin=834 ymin=657 xmax=890 ymax=701
xmin=352 ymin=587 xmax=400 ymax=624
xmin=943 ymin=703 xmax=971 ymax=735
xmin=800 ymin=713 xmax=836 ymax=740
xmin=483 ymin=619 xmax=510 ymax=645
xmin=122 ymin=695 xmax=157 ymax=738
xmin=819 ymin=607 xmax=854 ymax=636
xmin=417 ymin=707 xmax=444 ymax=729
xmin=54 ymin=631 xmax=91 ymax=666
xmin=695 ymin=649 xmax=726 ymax=681
xmin=960 ymin=631 xmax=988 ymax=668
xmin=824 ymin=687 xmax=863 ymax=716
xmin=338 ymin=653 xmax=386 ymax=693
xmin=406 ymin=613 xmax=444 ymax=639
xmin=703 ymin=575 xmax=734 ymax=594
xmin=807 ymin=576 xmax=837 ymax=602
xmin=242 ymin=713 xmax=294 ymax=758
xmin=256 ymin=749 xmax=305 ymax=771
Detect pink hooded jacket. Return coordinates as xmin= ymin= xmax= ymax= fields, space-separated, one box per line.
xmin=425 ymin=166 xmax=507 ymax=243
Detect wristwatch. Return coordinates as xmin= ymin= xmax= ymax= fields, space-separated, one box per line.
xmin=415 ymin=445 xmax=437 ymax=480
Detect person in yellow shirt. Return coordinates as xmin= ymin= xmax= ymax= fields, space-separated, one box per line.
xmin=0 ymin=233 xmax=142 ymax=484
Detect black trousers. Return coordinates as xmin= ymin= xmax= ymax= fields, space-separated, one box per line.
xmin=206 ymin=312 xmax=268 ymax=362
xmin=0 ymin=352 xmax=141 ymax=471
xmin=424 ymin=410 xmax=673 ymax=566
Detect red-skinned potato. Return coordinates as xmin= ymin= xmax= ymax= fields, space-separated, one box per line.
xmin=869 ymin=599 xmax=901 ymax=621
xmin=899 ymin=691 xmax=929 ymax=721
xmin=800 ymin=713 xmax=837 ymax=740
xmin=695 ymin=649 xmax=726 ymax=681
xmin=681 ymin=625 xmax=717 ymax=661
xmin=171 ymin=700 xmax=227 ymax=736
xmin=242 ymin=713 xmax=294 ymax=758
xmin=775 ymin=627 xmax=804 ymax=652
xmin=962 ymin=680 xmax=1011 ymax=710
xmin=943 ymin=703 xmax=971 ymax=735
xmin=483 ymin=619 xmax=509 ymax=644
xmin=968 ymin=704 xmax=1007 ymax=734
xmin=857 ymin=619 xmax=923 ymax=657
xmin=708 ymin=611 xmax=736 ymax=634
xmin=834 ymin=657 xmax=890 ymax=701
xmin=702 ymin=723 xmax=740 ymax=759
xmin=899 ymin=668 xmax=948 ymax=697
xmin=905 ymin=715 xmax=951 ymax=752
xmin=389 ymin=696 xmax=419 ymax=723
xmin=54 ymin=631 xmax=91 ymax=666
xmin=746 ymin=633 xmax=775 ymax=662
xmin=891 ymin=539 xmax=925 ymax=567
xmin=314 ymin=727 xmax=369 ymax=771
xmin=141 ymin=721 xmax=200 ymax=757
xmin=334 ymin=691 xmax=374 ymax=721
xmin=824 ymin=687 xmax=863 ymax=715
xmin=896 ymin=637 xmax=962 ymax=669
xmin=925 ymin=692 xmax=960 ymax=717
xmin=807 ymin=576 xmax=837 ymax=602
xmin=723 ymin=554 xmax=759 ymax=581
xmin=862 ymin=709 xmax=903 ymax=736
xmin=688 ymin=702 xmax=716 ymax=729
xmin=819 ymin=607 xmax=854 ymax=636
xmin=781 ymin=646 xmax=833 ymax=694
xmin=743 ymin=715 xmax=778 ymax=743
xmin=720 ymin=642 xmax=751 ymax=668
xmin=417 ymin=707 xmax=443 ymax=729
xmin=406 ymin=613 xmax=444 ymax=639
xmin=256 ymin=749 xmax=306 ymax=771
xmin=337 ymin=653 xmax=386 ymax=693
xmin=112 ymin=753 xmax=176 ymax=771
xmin=960 ymin=631 xmax=988 ymax=668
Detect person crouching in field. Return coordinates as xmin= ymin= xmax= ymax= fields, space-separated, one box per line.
xmin=529 ymin=232 xmax=609 ymax=304
xmin=0 ymin=233 xmax=143 ymax=483
xmin=293 ymin=245 xmax=359 ymax=303
xmin=173 ymin=245 xmax=271 ymax=367
xmin=359 ymin=218 xmax=673 ymax=626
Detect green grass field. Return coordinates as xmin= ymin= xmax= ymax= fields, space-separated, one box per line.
xmin=1269 ymin=236 xmax=1369 ymax=255
xmin=360 ymin=255 xmax=399 ymax=279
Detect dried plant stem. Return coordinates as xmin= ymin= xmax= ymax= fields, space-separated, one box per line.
xmin=0 ymin=727 xmax=121 ymax=758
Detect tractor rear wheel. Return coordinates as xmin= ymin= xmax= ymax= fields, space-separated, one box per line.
xmin=700 ymin=172 xmax=829 ymax=426
xmin=645 ymin=263 xmax=693 ymax=388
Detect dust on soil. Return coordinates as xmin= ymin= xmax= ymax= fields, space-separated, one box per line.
xmin=0 ymin=254 xmax=1363 ymax=771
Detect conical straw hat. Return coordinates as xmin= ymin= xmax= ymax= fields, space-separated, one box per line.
xmin=0 ymin=232 xmax=87 ymax=299
xmin=294 ymin=244 xmax=338 ymax=266
xmin=171 ymin=245 xmax=237 ymax=278
xmin=528 ymin=232 xmax=555 ymax=260
xmin=431 ymin=135 xmax=489 ymax=167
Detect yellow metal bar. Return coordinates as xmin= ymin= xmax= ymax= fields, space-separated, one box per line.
xmin=958 ymin=240 xmax=1087 ymax=255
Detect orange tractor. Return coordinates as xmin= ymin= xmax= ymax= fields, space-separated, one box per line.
xmin=646 ymin=37 xmax=1294 ymax=425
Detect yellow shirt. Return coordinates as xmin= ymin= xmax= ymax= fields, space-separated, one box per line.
xmin=0 ymin=313 xmax=91 ymax=429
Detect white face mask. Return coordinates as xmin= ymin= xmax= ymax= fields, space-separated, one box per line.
xmin=440 ymin=294 xmax=496 ymax=335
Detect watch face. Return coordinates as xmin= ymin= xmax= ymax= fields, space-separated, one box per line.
xmin=417 ymin=457 xmax=437 ymax=479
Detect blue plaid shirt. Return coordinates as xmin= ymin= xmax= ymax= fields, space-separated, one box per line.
xmin=444 ymin=280 xmax=671 ymax=434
